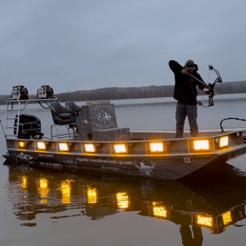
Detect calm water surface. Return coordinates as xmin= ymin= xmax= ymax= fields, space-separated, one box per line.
xmin=1 ymin=95 xmax=246 ymax=246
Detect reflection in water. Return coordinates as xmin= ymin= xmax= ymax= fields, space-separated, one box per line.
xmin=60 ymin=179 xmax=74 ymax=204
xmin=21 ymin=176 xmax=27 ymax=190
xmin=87 ymin=187 xmax=97 ymax=204
xmin=5 ymin=161 xmax=246 ymax=245
xmin=38 ymin=178 xmax=49 ymax=203
xmin=116 ymin=192 xmax=129 ymax=209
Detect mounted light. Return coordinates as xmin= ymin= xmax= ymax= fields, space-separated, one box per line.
xmin=197 ymin=214 xmax=213 ymax=227
xmin=37 ymin=142 xmax=46 ymax=150
xmin=193 ymin=140 xmax=209 ymax=150
xmin=222 ymin=211 xmax=232 ymax=225
xmin=59 ymin=143 xmax=69 ymax=152
xmin=220 ymin=136 xmax=229 ymax=148
xmin=150 ymin=142 xmax=164 ymax=152
xmin=84 ymin=144 xmax=95 ymax=153
xmin=114 ymin=144 xmax=127 ymax=154
xmin=18 ymin=141 xmax=25 ymax=148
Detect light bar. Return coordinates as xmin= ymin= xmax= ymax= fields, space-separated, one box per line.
xmin=150 ymin=142 xmax=164 ymax=152
xmin=220 ymin=136 xmax=229 ymax=148
xmin=114 ymin=144 xmax=127 ymax=154
xmin=37 ymin=142 xmax=46 ymax=150
xmin=197 ymin=214 xmax=213 ymax=227
xmin=59 ymin=143 xmax=69 ymax=152
xmin=84 ymin=144 xmax=95 ymax=153
xmin=18 ymin=141 xmax=25 ymax=148
xmin=193 ymin=140 xmax=209 ymax=150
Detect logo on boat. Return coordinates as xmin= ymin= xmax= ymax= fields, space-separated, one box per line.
xmin=134 ymin=160 xmax=156 ymax=176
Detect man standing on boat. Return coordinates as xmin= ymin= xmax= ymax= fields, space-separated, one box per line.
xmin=169 ymin=60 xmax=209 ymax=138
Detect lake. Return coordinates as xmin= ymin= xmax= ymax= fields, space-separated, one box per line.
xmin=1 ymin=94 xmax=246 ymax=246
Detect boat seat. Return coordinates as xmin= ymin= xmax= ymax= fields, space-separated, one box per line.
xmin=50 ymin=102 xmax=75 ymax=125
xmin=65 ymin=101 xmax=81 ymax=117
xmin=75 ymin=103 xmax=130 ymax=141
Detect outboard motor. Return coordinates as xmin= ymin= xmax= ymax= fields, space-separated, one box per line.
xmin=37 ymin=85 xmax=54 ymax=99
xmin=11 ymin=85 xmax=29 ymax=100
xmin=14 ymin=114 xmax=43 ymax=139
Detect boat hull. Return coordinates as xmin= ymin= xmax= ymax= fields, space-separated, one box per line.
xmin=6 ymin=149 xmax=224 ymax=180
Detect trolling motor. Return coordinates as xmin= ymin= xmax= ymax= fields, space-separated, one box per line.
xmin=37 ymin=85 xmax=54 ymax=99
xmin=11 ymin=85 xmax=29 ymax=100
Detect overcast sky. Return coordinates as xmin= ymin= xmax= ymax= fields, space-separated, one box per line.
xmin=0 ymin=0 xmax=246 ymax=95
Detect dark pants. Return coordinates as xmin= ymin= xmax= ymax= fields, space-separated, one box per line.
xmin=175 ymin=102 xmax=198 ymax=138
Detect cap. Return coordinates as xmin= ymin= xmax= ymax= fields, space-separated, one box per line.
xmin=184 ymin=60 xmax=196 ymax=69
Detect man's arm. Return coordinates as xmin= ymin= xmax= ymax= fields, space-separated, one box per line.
xmin=169 ymin=60 xmax=183 ymax=74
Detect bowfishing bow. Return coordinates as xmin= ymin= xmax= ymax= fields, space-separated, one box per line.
xmin=188 ymin=64 xmax=222 ymax=107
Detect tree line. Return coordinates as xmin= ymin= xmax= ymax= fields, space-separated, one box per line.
xmin=0 ymin=81 xmax=246 ymax=105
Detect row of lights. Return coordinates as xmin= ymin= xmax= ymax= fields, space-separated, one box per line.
xmin=18 ymin=136 xmax=229 ymax=154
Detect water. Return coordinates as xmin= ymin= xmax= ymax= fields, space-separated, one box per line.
xmin=1 ymin=95 xmax=246 ymax=246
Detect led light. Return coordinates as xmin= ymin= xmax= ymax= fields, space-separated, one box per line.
xmin=222 ymin=211 xmax=232 ymax=225
xmin=18 ymin=141 xmax=25 ymax=148
xmin=59 ymin=143 xmax=69 ymax=152
xmin=114 ymin=144 xmax=127 ymax=154
xmin=220 ymin=136 xmax=229 ymax=148
xmin=116 ymin=192 xmax=129 ymax=209
xmin=84 ymin=144 xmax=95 ymax=152
xmin=150 ymin=142 xmax=164 ymax=152
xmin=194 ymin=140 xmax=209 ymax=150
xmin=153 ymin=206 xmax=167 ymax=218
xmin=197 ymin=215 xmax=213 ymax=227
xmin=37 ymin=142 xmax=46 ymax=150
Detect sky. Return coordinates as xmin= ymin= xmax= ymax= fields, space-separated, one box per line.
xmin=0 ymin=0 xmax=246 ymax=95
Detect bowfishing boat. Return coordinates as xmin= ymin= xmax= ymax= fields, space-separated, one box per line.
xmin=2 ymin=85 xmax=246 ymax=180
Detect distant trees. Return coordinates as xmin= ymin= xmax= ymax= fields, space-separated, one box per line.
xmin=0 ymin=81 xmax=246 ymax=105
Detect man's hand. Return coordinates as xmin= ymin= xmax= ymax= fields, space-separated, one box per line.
xmin=181 ymin=69 xmax=189 ymax=75
xmin=203 ymin=88 xmax=217 ymax=97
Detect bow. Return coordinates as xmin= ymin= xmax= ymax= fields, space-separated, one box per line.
xmin=188 ymin=64 xmax=222 ymax=107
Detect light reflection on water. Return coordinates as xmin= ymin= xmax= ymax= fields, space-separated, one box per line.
xmin=4 ymin=162 xmax=246 ymax=245
xmin=1 ymin=96 xmax=246 ymax=245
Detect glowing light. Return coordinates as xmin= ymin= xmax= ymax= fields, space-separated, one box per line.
xmin=116 ymin=192 xmax=129 ymax=209
xmin=37 ymin=142 xmax=46 ymax=150
xmin=222 ymin=211 xmax=232 ymax=225
xmin=21 ymin=176 xmax=27 ymax=189
xmin=194 ymin=140 xmax=209 ymax=150
xmin=114 ymin=144 xmax=127 ymax=154
xmin=150 ymin=142 xmax=164 ymax=152
xmin=38 ymin=178 xmax=49 ymax=203
xmin=220 ymin=136 xmax=229 ymax=148
xmin=153 ymin=206 xmax=167 ymax=218
xmin=18 ymin=141 xmax=25 ymax=148
xmin=87 ymin=188 xmax=97 ymax=204
xmin=84 ymin=144 xmax=95 ymax=153
xmin=197 ymin=215 xmax=213 ymax=227
xmin=59 ymin=143 xmax=69 ymax=152
xmin=60 ymin=179 xmax=74 ymax=204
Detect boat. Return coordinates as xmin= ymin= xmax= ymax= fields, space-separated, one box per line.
xmin=2 ymin=85 xmax=246 ymax=180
